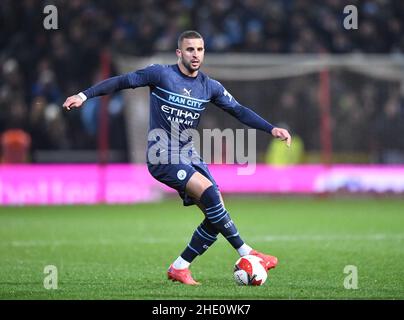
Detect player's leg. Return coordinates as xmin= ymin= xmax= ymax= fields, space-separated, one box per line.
xmin=148 ymin=163 xmax=276 ymax=284
xmin=168 ymin=213 xmax=219 ymax=285
xmin=147 ymin=163 xmax=211 ymax=284
xmin=183 ymin=172 xmax=249 ymax=252
xmin=183 ymin=172 xmax=278 ymax=271
xmin=171 ymin=199 xmax=219 ymax=265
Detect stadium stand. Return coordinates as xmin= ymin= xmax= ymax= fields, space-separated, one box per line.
xmin=1 ymin=0 xmax=403 ymax=163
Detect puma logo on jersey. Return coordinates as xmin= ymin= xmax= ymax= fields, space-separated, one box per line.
xmin=183 ymin=88 xmax=192 ymax=96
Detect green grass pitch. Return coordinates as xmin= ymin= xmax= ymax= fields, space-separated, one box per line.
xmin=0 ymin=197 xmax=403 ymax=300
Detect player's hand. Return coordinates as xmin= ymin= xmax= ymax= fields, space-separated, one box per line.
xmin=271 ymin=127 xmax=292 ymax=147
xmin=63 ymin=95 xmax=84 ymax=111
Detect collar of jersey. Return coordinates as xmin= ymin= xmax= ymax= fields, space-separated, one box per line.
xmin=174 ymin=64 xmax=199 ymax=80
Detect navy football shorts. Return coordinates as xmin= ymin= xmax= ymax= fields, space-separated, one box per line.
xmin=147 ymin=162 xmax=219 ymax=206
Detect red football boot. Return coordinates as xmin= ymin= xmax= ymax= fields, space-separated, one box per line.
xmin=249 ymin=250 xmax=278 ymax=271
xmin=167 ymin=265 xmax=201 ymax=285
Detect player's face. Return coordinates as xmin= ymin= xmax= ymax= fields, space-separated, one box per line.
xmin=176 ymin=38 xmax=205 ymax=75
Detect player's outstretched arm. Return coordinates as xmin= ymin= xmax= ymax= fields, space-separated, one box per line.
xmin=62 ymin=73 xmax=137 ymax=111
xmin=271 ymin=127 xmax=292 ymax=148
xmin=218 ymin=101 xmax=292 ymax=148
xmin=211 ymin=80 xmax=292 ymax=147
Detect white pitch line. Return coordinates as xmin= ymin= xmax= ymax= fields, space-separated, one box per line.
xmin=249 ymin=234 xmax=404 ymax=242
xmin=1 ymin=234 xmax=403 ymax=248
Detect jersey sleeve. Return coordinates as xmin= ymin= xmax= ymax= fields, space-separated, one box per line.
xmin=126 ymin=63 xmax=162 ymax=88
xmin=82 ymin=64 xmax=162 ymax=99
xmin=210 ymin=79 xmax=275 ymax=134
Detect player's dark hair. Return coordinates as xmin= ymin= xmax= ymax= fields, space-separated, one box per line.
xmin=177 ymin=30 xmax=203 ymax=48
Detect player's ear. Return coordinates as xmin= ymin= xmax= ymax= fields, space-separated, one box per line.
xmin=175 ymin=48 xmax=182 ymax=59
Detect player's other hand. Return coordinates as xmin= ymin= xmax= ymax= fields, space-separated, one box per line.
xmin=63 ymin=95 xmax=84 ymax=111
xmin=271 ymin=127 xmax=292 ymax=147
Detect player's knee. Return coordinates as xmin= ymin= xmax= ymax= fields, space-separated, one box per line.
xmin=200 ymin=184 xmax=220 ymax=204
xmin=186 ymin=172 xmax=213 ymax=199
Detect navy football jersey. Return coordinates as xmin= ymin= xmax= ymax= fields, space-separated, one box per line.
xmin=83 ymin=63 xmax=274 ymax=164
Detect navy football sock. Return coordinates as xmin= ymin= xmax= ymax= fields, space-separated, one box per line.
xmin=181 ymin=219 xmax=219 ymax=262
xmin=199 ymin=185 xmax=244 ymax=249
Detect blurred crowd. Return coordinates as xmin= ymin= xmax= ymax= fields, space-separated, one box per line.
xmin=1 ymin=0 xmax=404 ymax=163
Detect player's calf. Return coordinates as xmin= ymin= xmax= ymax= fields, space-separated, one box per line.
xmin=180 ymin=219 xmax=219 ymax=263
xmin=199 ymin=185 xmax=245 ymax=249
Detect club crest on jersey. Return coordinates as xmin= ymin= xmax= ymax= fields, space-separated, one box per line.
xmin=177 ymin=170 xmax=187 ymax=180
xmin=183 ymin=88 xmax=192 ymax=96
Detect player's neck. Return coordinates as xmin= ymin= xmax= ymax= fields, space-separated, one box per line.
xmin=177 ymin=62 xmax=198 ymax=78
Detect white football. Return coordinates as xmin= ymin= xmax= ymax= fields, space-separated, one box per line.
xmin=233 ymin=255 xmax=267 ymax=286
